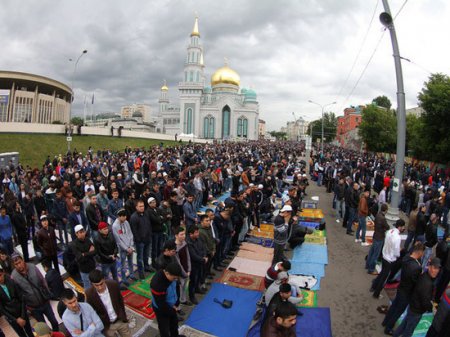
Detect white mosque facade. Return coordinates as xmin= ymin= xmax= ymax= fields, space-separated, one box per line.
xmin=156 ymin=18 xmax=259 ymax=140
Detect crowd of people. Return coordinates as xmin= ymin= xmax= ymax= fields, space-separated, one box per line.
xmin=0 ymin=140 xmax=315 ymax=337
xmin=309 ymin=146 xmax=450 ymax=337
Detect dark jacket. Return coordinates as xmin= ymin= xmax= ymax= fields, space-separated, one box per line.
xmin=86 ymin=203 xmax=104 ymax=231
xmin=45 ymin=268 xmax=65 ymax=300
xmin=70 ymin=237 xmax=96 ymax=273
xmin=155 ymin=254 xmax=177 ymax=271
xmin=147 ymin=207 xmax=164 ymax=233
xmin=373 ymin=212 xmax=390 ymax=241
xmin=94 ymin=232 xmax=118 ymax=264
xmin=68 ymin=211 xmax=89 ymax=231
xmin=130 ymin=211 xmax=152 ymax=243
xmin=11 ymin=210 xmax=28 ymax=241
xmin=348 ymin=188 xmax=360 ymax=209
xmin=409 ymin=271 xmax=435 ymax=314
xmin=150 ymin=269 xmax=178 ymax=315
xmin=397 ymin=255 xmax=422 ymax=297
xmin=0 ymin=275 xmax=27 ymax=321
xmin=334 ymin=183 xmax=345 ymax=200
xmin=85 ymin=280 xmax=128 ymax=331
xmin=416 ymin=211 xmax=427 ymax=236
xmin=187 ymin=236 xmax=207 ymax=265
xmin=36 ymin=226 xmax=58 ymax=257
xmin=424 ymin=222 xmax=438 ymax=248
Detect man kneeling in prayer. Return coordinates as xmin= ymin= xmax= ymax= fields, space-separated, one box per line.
xmin=261 ymin=301 xmax=298 ymax=337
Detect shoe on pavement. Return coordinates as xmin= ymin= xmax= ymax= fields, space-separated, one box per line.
xmin=355 ymin=239 xmax=361 ymax=243
xmin=384 ymin=328 xmax=393 ymax=335
xmin=361 ymin=242 xmax=370 ymax=247
xmin=336 ymin=219 xmax=340 ymax=223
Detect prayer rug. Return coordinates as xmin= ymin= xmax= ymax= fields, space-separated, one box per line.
xmin=121 ymin=290 xmax=155 ymax=320
xmin=394 ymin=312 xmax=433 ymax=337
xmin=64 ymin=276 xmax=85 ymax=294
xmin=304 ymin=235 xmax=327 ymax=245
xmin=124 ymin=306 xmax=154 ymax=337
xmin=240 ymin=242 xmax=274 ymax=255
xmin=292 ymin=243 xmax=328 ymax=265
xmin=247 ymin=307 xmax=332 ymax=337
xmin=237 ymin=249 xmax=273 ymax=262
xmin=384 ymin=281 xmax=399 ymax=301
xmin=228 ymin=256 xmax=271 ymax=277
xmin=179 ymin=325 xmax=217 ymax=337
xmin=299 ymin=221 xmax=322 ymax=230
xmin=260 ymin=223 xmax=274 ymax=232
xmin=215 ymin=270 xmax=265 ymax=291
xmin=128 ymin=273 xmax=155 ymax=299
xmin=248 ymin=229 xmax=274 ymax=239
xmin=185 ymin=283 xmax=262 ymax=337
xmin=297 ymin=290 xmax=318 ymax=308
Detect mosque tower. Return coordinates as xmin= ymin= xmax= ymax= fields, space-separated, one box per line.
xmin=158 ymin=80 xmax=169 ymax=117
xmin=179 ymin=16 xmax=204 ymax=135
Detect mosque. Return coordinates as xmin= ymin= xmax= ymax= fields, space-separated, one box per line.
xmin=156 ymin=17 xmax=259 ymax=140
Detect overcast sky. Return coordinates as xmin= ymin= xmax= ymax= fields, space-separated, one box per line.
xmin=1 ymin=0 xmax=448 ymax=130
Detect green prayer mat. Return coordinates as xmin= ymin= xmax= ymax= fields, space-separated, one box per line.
xmin=128 ymin=273 xmax=155 ymax=299
xmin=394 ymin=312 xmax=433 ymax=337
xmin=297 ymin=289 xmax=318 ymax=308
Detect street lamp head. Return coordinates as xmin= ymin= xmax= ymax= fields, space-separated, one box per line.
xmin=379 ymin=12 xmax=393 ymax=28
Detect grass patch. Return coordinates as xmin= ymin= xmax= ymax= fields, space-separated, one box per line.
xmin=0 ymin=133 xmax=178 ymax=169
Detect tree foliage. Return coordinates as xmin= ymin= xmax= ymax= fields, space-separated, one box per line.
xmin=372 ymin=95 xmax=392 ymax=110
xmin=307 ymin=112 xmax=337 ymax=143
xmin=269 ymin=131 xmax=287 ymax=140
xmin=71 ymin=117 xmax=84 ymax=126
xmin=358 ymin=104 xmax=396 ymax=152
xmin=417 ymin=73 xmax=450 ymax=163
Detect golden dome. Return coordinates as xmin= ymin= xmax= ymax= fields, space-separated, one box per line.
xmin=191 ymin=17 xmax=200 ymax=37
xmin=211 ymin=65 xmax=240 ymax=86
xmin=161 ymin=80 xmax=168 ymax=91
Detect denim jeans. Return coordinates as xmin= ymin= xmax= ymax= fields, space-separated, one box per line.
xmin=317 ymin=173 xmax=323 ymax=186
xmin=80 ymin=271 xmax=91 ymax=290
xmin=356 ymin=215 xmax=367 ymax=242
xmin=382 ymin=291 xmax=409 ymax=331
xmin=404 ymin=230 xmax=415 ymax=252
xmin=135 ymin=241 xmax=151 ymax=273
xmin=366 ymin=239 xmax=384 ymax=272
xmin=101 ymin=261 xmax=118 ymax=281
xmin=120 ymin=249 xmax=134 ymax=281
xmin=151 ymin=232 xmax=165 ymax=263
xmin=0 ymin=238 xmax=14 ymax=255
xmin=346 ymin=207 xmax=357 ymax=233
xmin=422 ymin=246 xmax=433 ymax=272
xmin=335 ymin=199 xmax=345 ymax=219
xmin=30 ymin=301 xmax=59 ymax=331
xmin=393 ymin=309 xmax=422 ymax=337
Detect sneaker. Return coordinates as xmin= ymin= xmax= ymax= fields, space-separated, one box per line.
xmin=361 ymin=242 xmax=370 ymax=246
xmin=336 ymin=219 xmax=340 ymax=223
xmin=355 ymin=239 xmax=361 ymax=243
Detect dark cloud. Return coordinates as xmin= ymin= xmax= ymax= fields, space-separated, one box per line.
xmin=0 ymin=0 xmax=448 ymax=130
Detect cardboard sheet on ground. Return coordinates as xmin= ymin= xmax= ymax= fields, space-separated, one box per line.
xmin=237 ymin=249 xmax=273 ymax=262
xmin=247 ymin=307 xmax=332 ymax=337
xmin=228 ymin=256 xmax=271 ymax=277
xmin=248 ymin=229 xmax=274 ymax=239
xmin=215 ymin=270 xmax=265 ymax=291
xmin=185 ymin=283 xmax=261 ymax=337
xmin=292 ymin=243 xmax=328 ymax=265
xmin=240 ymin=242 xmax=274 ymax=255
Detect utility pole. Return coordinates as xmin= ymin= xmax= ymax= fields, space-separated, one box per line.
xmin=380 ymin=0 xmax=406 ymax=225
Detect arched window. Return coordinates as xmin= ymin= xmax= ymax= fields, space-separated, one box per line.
xmin=222 ymin=106 xmax=231 ymax=138
xmin=237 ymin=116 xmax=248 ymax=138
xmin=185 ymin=108 xmax=193 ymax=134
xmin=189 ymin=71 xmax=194 ymax=82
xmin=203 ymin=116 xmax=215 ymax=139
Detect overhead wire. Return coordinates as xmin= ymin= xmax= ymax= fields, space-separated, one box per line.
xmin=338 ymin=0 xmax=410 ymax=111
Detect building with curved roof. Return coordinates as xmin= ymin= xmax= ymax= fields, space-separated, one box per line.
xmin=157 ymin=17 xmax=259 ymax=140
xmin=0 ymin=71 xmax=72 ymax=124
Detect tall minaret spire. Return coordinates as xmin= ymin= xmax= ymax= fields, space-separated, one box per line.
xmin=191 ymin=15 xmax=200 ymax=37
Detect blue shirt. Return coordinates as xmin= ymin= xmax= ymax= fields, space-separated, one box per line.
xmin=62 ymin=302 xmax=104 ymax=337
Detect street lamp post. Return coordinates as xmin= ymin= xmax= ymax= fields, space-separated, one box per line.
xmin=67 ymin=49 xmax=87 ymax=152
xmin=308 ymin=100 xmax=336 ymax=153
xmin=380 ymin=0 xmax=406 ymax=225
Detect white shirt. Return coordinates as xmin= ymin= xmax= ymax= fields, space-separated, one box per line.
xmin=382 ymin=228 xmax=401 ymax=263
xmin=97 ymin=287 xmax=117 ymax=322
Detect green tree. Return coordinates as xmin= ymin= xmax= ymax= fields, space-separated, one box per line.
xmin=372 ymin=95 xmax=392 ymax=110
xmin=71 ymin=117 xmax=84 ymax=126
xmin=269 ymin=131 xmax=287 ymax=140
xmin=417 ymin=73 xmax=450 ymax=163
xmin=307 ymin=112 xmax=337 ymax=143
xmin=405 ymin=114 xmax=425 ymax=159
xmin=358 ymin=104 xmax=396 ymax=152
